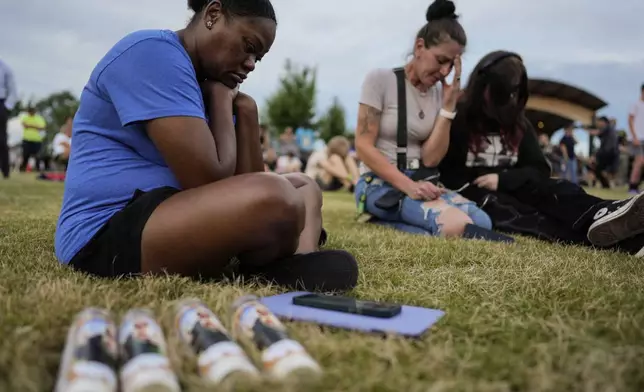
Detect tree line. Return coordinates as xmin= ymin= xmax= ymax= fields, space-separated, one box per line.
xmin=263 ymin=59 xmax=350 ymax=142
xmin=9 ymin=59 xmax=350 ymax=146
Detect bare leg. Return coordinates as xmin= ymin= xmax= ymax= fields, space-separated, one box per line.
xmin=141 ymin=172 xmax=358 ymax=291
xmin=630 ymin=155 xmax=644 ymax=188
xmin=61 ymin=147 xmax=70 ymax=161
xmin=318 ymin=171 xmax=334 ymax=186
xmin=326 ymin=154 xmax=351 ymax=184
xmin=141 ymin=172 xmax=304 ymax=276
xmin=417 ymin=199 xmax=474 ymax=237
xmin=282 ymin=172 xmax=322 ymax=254
xmin=237 ymin=172 xmax=357 ymax=291
xmin=345 ymin=155 xmax=360 ymax=183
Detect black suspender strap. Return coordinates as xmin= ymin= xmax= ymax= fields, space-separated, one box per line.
xmin=393 ymin=67 xmax=407 ymax=172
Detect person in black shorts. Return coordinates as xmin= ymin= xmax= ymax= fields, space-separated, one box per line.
xmin=54 ymin=0 xmax=358 ymax=292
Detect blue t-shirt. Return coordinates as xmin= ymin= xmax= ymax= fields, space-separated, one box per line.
xmin=55 ymin=29 xmax=206 ymax=264
xmin=295 ymin=128 xmax=316 ymax=152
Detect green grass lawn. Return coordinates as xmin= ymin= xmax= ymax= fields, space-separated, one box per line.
xmin=1 ymin=174 xmax=643 ymax=392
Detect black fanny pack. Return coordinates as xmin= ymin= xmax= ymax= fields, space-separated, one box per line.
xmin=373 ymin=67 xmax=439 ymax=210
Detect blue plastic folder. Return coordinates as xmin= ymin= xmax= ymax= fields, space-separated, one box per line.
xmin=259 ymin=292 xmax=445 ymax=338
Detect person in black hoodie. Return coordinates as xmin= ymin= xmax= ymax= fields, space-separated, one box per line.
xmin=438 ymin=50 xmax=644 ymax=256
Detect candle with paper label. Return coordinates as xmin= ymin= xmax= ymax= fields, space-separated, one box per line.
xmin=231 ymin=295 xmax=321 ymax=380
xmin=54 ymin=308 xmax=118 ymax=392
xmin=118 ymin=309 xmax=180 ymax=392
xmin=175 ymin=298 xmax=259 ymax=384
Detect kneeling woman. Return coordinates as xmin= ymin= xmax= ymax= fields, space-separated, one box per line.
xmin=305 ymin=136 xmax=359 ymax=191
xmin=438 ymin=50 xmax=644 ymax=255
xmin=354 ymin=0 xmax=491 ymax=237
xmin=54 ymin=0 xmax=358 ymax=291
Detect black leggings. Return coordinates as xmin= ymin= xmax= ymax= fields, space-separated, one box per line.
xmin=461 ymin=178 xmax=605 ymax=245
xmin=0 ymin=102 xmax=8 ymax=178
xmin=20 ymin=141 xmax=42 ymax=171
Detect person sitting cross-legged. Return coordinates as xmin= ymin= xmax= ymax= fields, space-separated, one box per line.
xmin=54 ymin=0 xmax=358 ymax=292
xmin=305 ymin=136 xmax=359 ymax=192
xmin=52 ymin=116 xmax=73 ymax=171
xmin=354 ymin=0 xmax=492 ymax=238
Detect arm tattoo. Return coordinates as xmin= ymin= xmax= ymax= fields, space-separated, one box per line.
xmin=359 ymin=106 xmax=381 ymax=135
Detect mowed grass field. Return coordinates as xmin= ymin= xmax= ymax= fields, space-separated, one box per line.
xmin=1 ymin=174 xmax=643 ymax=392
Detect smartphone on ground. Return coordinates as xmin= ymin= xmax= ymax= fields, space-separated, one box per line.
xmin=292 ymin=294 xmax=402 ymax=318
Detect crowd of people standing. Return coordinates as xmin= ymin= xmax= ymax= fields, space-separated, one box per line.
xmin=540 ymin=93 xmax=644 ymax=195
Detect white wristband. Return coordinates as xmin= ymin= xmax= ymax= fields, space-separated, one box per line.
xmin=439 ymin=108 xmax=456 ymax=120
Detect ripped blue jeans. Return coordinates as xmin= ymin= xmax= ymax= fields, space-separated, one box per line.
xmin=355 ymin=171 xmax=492 ymax=235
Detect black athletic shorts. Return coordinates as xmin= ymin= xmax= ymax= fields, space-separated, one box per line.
xmin=315 ymin=177 xmax=355 ymax=193
xmin=68 ymin=187 xmax=180 ymax=278
xmin=316 ymin=177 xmax=343 ymax=191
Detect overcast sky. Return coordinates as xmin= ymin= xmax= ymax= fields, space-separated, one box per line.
xmin=2 ymin=0 xmax=643 ymax=140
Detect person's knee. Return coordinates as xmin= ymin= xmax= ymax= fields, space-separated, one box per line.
xmin=437 ymin=207 xmax=473 ymax=237
xmin=284 ymin=172 xmax=323 ymax=210
xmin=251 ymin=173 xmax=306 ymax=240
xmin=328 ymin=154 xmax=344 ymax=165
xmin=344 ymin=155 xmax=357 ymax=165
xmin=470 ymin=209 xmax=493 ymax=230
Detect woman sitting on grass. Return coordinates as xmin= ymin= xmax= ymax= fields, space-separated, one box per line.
xmin=305 ymin=136 xmax=359 ymax=192
xmin=52 ymin=116 xmax=72 ymax=170
xmin=438 ymin=50 xmax=644 ymax=255
xmin=354 ymin=0 xmax=492 ymax=237
xmin=54 ymin=0 xmax=359 ymax=291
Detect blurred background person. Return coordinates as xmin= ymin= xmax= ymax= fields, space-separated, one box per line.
xmin=275 ymin=150 xmax=302 ymax=174
xmin=19 ymin=106 xmax=46 ymax=172
xmin=559 ymin=124 xmax=578 ymax=184
xmin=259 ymin=124 xmax=277 ymax=171
xmin=305 ymin=135 xmax=359 ymax=192
xmin=0 ymin=58 xmax=17 ymax=179
xmin=295 ymin=126 xmax=316 ymax=170
xmin=585 ymin=116 xmax=619 ymax=189
xmin=538 ymin=133 xmax=563 ymax=178
xmin=52 ymin=116 xmax=73 ymax=171
xmin=278 ymin=126 xmax=300 ymax=157
xmin=616 ymin=130 xmax=630 ymax=187
xmin=628 ymin=83 xmax=644 ymax=194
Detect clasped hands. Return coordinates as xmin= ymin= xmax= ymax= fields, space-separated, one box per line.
xmin=201 ymin=80 xmax=257 ymax=116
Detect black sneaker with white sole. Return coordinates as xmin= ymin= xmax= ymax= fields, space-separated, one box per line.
xmin=238 ymin=250 xmax=359 ymax=292
xmin=612 ymin=233 xmax=644 ymax=258
xmin=587 ymin=192 xmax=644 ymax=247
